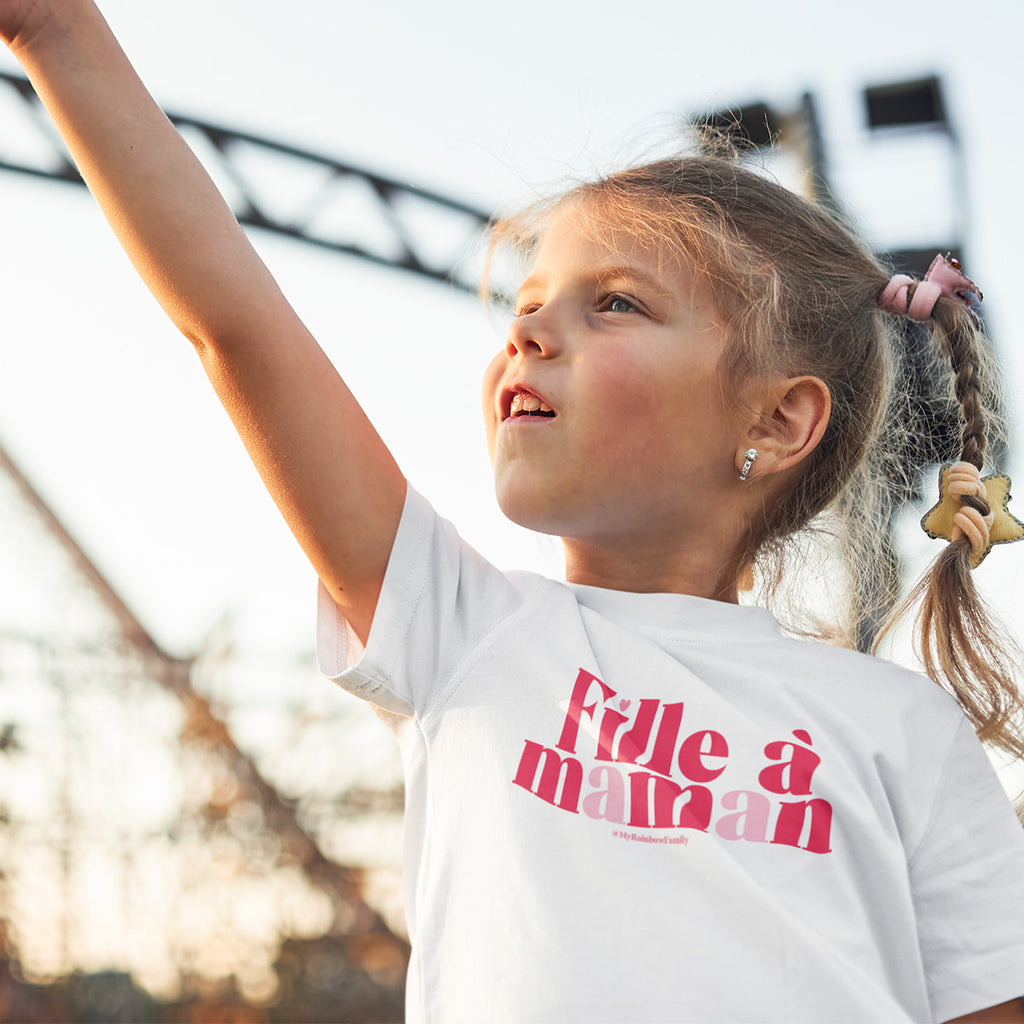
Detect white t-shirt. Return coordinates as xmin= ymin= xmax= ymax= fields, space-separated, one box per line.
xmin=317 ymin=485 xmax=1024 ymax=1023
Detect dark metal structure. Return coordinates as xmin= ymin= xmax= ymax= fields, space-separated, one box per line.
xmin=695 ymin=75 xmax=968 ymax=268
xmin=0 ymin=435 xmax=409 ymax=1018
xmin=0 ymin=68 xmax=493 ymax=296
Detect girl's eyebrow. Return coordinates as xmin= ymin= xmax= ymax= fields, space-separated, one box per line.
xmin=516 ymin=264 xmax=676 ymax=303
xmin=594 ymin=264 xmax=675 ymax=303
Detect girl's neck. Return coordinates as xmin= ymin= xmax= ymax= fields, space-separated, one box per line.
xmin=561 ymin=535 xmax=742 ymax=603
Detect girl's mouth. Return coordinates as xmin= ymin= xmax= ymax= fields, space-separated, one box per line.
xmin=509 ymin=393 xmax=556 ymax=418
xmin=501 ymin=385 xmax=557 ymax=422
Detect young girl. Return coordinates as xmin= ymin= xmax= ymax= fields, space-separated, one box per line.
xmin=4 ymin=3 xmax=1024 ymax=1021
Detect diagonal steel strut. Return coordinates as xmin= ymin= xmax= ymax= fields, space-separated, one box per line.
xmin=0 ymin=68 xmax=493 ymax=295
xmin=0 ymin=436 xmax=399 ymax=926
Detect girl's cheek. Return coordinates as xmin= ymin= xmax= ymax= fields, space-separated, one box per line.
xmin=481 ymin=352 xmax=504 ymax=406
xmin=483 ymin=356 xmax=503 ymax=411
xmin=481 ymin=352 xmax=505 ymax=457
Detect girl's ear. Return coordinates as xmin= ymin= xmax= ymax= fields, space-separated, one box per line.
xmin=740 ymin=375 xmax=831 ymax=478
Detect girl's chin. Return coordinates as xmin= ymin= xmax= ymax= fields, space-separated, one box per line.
xmin=494 ymin=487 xmax=569 ymax=538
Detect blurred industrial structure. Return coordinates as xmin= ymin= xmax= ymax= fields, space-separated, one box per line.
xmin=0 ymin=69 xmax=493 ymax=297
xmin=0 ymin=441 xmax=408 ymax=1020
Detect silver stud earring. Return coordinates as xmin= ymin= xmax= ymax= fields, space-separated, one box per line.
xmin=739 ymin=448 xmax=758 ymax=481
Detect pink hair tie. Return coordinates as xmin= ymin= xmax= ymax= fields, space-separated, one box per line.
xmin=879 ymin=273 xmax=915 ymax=317
xmin=879 ymin=254 xmax=983 ymax=322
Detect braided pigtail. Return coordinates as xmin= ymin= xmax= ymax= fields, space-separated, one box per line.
xmin=878 ymin=268 xmax=1024 ymax=761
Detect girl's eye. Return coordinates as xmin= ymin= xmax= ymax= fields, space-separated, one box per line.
xmin=603 ymin=294 xmax=639 ymax=314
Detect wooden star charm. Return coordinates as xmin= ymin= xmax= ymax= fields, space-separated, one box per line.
xmin=921 ymin=464 xmax=1024 ymax=567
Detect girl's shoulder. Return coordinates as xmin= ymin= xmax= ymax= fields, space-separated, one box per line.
xmin=753 ymin=627 xmax=970 ymax=742
xmin=775 ymin=629 xmax=945 ymax=696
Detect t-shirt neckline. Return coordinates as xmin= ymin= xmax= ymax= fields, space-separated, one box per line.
xmin=565 ymin=582 xmax=782 ymax=643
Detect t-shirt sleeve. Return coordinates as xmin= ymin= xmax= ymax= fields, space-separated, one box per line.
xmin=316 ymin=483 xmax=527 ymax=720
xmin=910 ymin=716 xmax=1024 ymax=1021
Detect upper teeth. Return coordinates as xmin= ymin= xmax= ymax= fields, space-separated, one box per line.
xmin=511 ymin=393 xmax=553 ymax=416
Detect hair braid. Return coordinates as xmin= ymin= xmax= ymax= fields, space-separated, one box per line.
xmin=882 ymin=296 xmax=1024 ymax=765
xmin=943 ymin=309 xmax=988 ymax=471
xmin=943 ymin=305 xmax=993 ymax=528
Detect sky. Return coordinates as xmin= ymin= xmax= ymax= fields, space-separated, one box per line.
xmin=1 ymin=0 xmax=1023 ymax=666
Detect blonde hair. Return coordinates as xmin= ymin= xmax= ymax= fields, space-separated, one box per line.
xmin=488 ymin=153 xmax=1024 ymax=766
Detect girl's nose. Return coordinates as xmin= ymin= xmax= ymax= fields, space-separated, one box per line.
xmin=506 ymin=308 xmax=561 ymax=360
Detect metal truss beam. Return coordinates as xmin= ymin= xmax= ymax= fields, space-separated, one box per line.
xmin=0 ymin=69 xmax=493 ymax=296
xmin=0 ymin=435 xmax=399 ymax=930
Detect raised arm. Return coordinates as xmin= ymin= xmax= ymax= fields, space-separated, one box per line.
xmin=2 ymin=0 xmax=406 ymax=642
